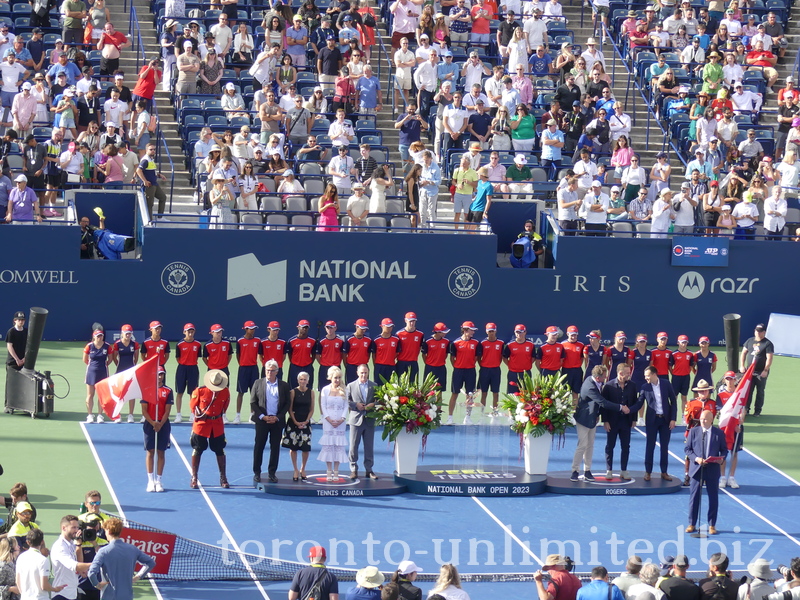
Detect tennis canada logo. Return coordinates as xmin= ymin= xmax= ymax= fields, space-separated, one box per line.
xmin=161 ymin=262 xmax=196 ymax=296
xmin=677 ymin=271 xmax=705 ymax=300
xmin=448 ymin=265 xmax=481 ymax=299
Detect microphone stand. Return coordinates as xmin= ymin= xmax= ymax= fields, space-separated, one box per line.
xmin=691 ymin=430 xmax=707 ymax=538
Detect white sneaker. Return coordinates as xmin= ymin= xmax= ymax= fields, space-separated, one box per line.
xmin=86 ymin=414 xmax=94 ymax=423
xmin=154 ymin=481 xmax=164 ymax=492
xmin=233 ymin=415 xmax=241 ymax=425
xmin=636 ymin=417 xmax=645 ymax=427
xmin=727 ymin=476 xmax=739 ymax=489
xmin=463 ymin=415 xmax=473 ymax=425
xmin=174 ymin=413 xmax=182 ymax=424
xmin=127 ymin=414 xmax=134 ymax=424
xmin=146 ymin=480 xmax=155 ymax=492
xmin=222 ymin=414 xmax=230 ymax=424
xmin=445 ymin=415 xmax=454 ymax=425
xmin=113 ymin=418 xmax=121 ymax=423
xmin=96 ymin=414 xmax=105 ymax=423
xmin=605 ymin=470 xmax=613 ymax=479
xmin=139 ymin=416 xmax=146 ymax=424
xmin=719 ymin=476 xmax=727 ymax=488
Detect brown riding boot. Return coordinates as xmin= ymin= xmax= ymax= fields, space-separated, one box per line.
xmin=190 ymin=453 xmax=201 ymax=489
xmin=217 ymin=455 xmax=230 ymax=488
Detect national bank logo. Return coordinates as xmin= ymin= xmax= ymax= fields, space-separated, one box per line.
xmin=677 ymin=271 xmax=705 ymax=300
xmin=227 ymin=254 xmax=287 ymax=307
xmin=448 ymin=265 xmax=481 ymax=299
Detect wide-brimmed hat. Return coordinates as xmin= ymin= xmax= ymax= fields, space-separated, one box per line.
xmin=545 ymin=554 xmax=567 ymax=567
xmin=748 ymin=559 xmax=772 ymax=580
xmin=356 ymin=566 xmax=385 ymax=588
xmin=692 ymin=379 xmax=713 ymax=392
xmin=204 ymin=369 xmax=228 ymax=391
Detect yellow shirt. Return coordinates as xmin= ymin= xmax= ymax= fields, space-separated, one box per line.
xmin=453 ymin=168 xmax=478 ymax=196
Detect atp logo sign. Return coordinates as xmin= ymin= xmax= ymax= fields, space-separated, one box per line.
xmin=677 ymin=271 xmax=705 ymax=299
xmin=227 ymin=254 xmax=287 ymax=307
xmin=677 ymin=270 xmax=760 ymax=299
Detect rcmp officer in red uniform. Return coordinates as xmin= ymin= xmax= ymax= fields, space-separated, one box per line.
xmin=396 ymin=312 xmax=424 ymax=381
xmin=343 ymin=319 xmax=371 ymax=383
xmin=143 ymin=366 xmax=172 ymax=493
xmin=189 ymin=369 xmax=231 ymax=489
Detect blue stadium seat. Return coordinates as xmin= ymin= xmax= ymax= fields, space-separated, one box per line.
xmin=182 ymin=114 xmax=205 ymax=128
xmin=230 ymin=115 xmax=251 ymax=128
xmin=206 ymin=115 xmax=227 ymax=128
xmin=359 ymin=134 xmax=382 ymax=146
xmin=203 ymin=99 xmax=222 ymax=110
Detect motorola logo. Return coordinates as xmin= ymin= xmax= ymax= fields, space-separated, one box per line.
xmin=677 ymin=271 xmax=705 ymax=300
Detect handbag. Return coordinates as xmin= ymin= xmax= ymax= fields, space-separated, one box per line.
xmin=363 ymin=12 xmax=376 ymax=27
xmin=67 ymin=173 xmax=81 ymax=184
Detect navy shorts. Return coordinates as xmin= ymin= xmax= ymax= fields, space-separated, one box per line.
xmin=478 ymin=366 xmax=501 ymax=393
xmin=175 ymin=364 xmax=199 ymax=394
xmin=507 ymin=370 xmax=531 ymax=393
xmin=143 ymin=422 xmax=172 ymax=451
xmin=562 ymin=367 xmax=583 ymax=393
xmin=424 ymin=365 xmax=447 ymax=391
xmin=672 ymin=374 xmax=691 ymax=396
xmin=237 ymin=365 xmax=260 ymax=394
xmin=731 ymin=425 xmax=744 ymax=452
xmin=540 ymin=368 xmax=559 ymax=377
xmin=396 ymin=360 xmax=419 ymax=381
xmin=451 ymin=367 xmax=477 ymax=393
xmin=345 ymin=363 xmax=359 ymax=384
xmin=191 ymin=432 xmax=226 ymax=455
xmin=374 ymin=364 xmax=396 ymax=385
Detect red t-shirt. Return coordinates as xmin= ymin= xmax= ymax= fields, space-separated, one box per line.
xmin=236 ymin=337 xmax=262 ymax=367
xmin=561 ymin=341 xmax=585 ymax=369
xmin=261 ymin=338 xmax=286 ymax=367
xmin=287 ymin=336 xmax=316 ymax=367
xmin=651 ymin=347 xmax=672 ymax=376
xmin=450 ymin=338 xmax=480 ymax=369
xmin=371 ymin=336 xmax=401 ymax=366
xmin=142 ymin=385 xmax=173 ymax=421
xmin=479 ymin=339 xmax=504 ymax=368
xmin=422 ymin=337 xmax=450 ymax=367
xmin=344 ymin=335 xmax=371 ymax=366
xmin=504 ymin=340 xmax=535 ymax=373
xmin=539 ymin=342 xmax=564 ymax=371
xmin=204 ymin=340 xmax=233 ymax=370
xmin=132 ymin=64 xmax=162 ymax=99
xmin=316 ymin=337 xmax=344 ymax=367
xmin=141 ymin=338 xmax=170 ymax=366
xmin=175 ymin=340 xmax=202 ymax=366
xmin=470 ymin=4 xmax=490 ymax=33
xmin=670 ymin=350 xmax=695 ymax=376
xmin=397 ymin=330 xmax=424 ymax=362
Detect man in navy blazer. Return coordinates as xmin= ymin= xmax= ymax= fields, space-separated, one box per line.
xmin=571 ymin=365 xmax=631 ymax=482
xmin=685 ymin=409 xmax=728 ymax=534
xmin=638 ymin=365 xmax=678 ymax=481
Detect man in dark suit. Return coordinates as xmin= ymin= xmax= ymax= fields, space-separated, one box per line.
xmin=251 ymin=358 xmax=291 ymax=484
xmin=638 ymin=365 xmax=678 ymax=481
xmin=685 ymin=410 xmax=728 ymax=534
xmin=346 ymin=363 xmax=378 ymax=480
xmin=571 ymin=365 xmax=631 ymax=482
xmin=601 ymin=363 xmax=641 ymax=480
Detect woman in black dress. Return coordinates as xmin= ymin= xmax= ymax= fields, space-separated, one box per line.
xmin=404 ymin=164 xmax=421 ymax=229
xmin=281 ymin=371 xmax=315 ymax=481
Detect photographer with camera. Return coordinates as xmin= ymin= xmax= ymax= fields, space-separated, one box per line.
xmin=131 ymin=56 xmax=162 ymax=113
xmin=534 ymin=555 xmax=581 ymax=600
xmin=768 ymin=559 xmax=800 ymax=600
xmin=51 ymin=515 xmax=92 ymax=600
xmin=77 ymin=516 xmax=106 ymax=600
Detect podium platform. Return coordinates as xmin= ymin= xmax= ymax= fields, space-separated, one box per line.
xmin=545 ymin=471 xmax=683 ymax=495
xmin=394 ymin=465 xmax=547 ymax=496
xmin=255 ymin=472 xmax=407 ymax=497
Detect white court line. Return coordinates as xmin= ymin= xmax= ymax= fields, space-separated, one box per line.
xmin=741 ymin=447 xmax=800 ymax=487
xmin=80 ymin=423 xmax=165 ymax=600
xmin=632 ymin=426 xmax=800 ymax=548
xmin=169 ymin=433 xmax=271 ymax=600
xmin=471 ymin=496 xmax=544 ymax=566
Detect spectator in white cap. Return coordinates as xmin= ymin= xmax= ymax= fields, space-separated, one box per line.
xmin=11 ymin=81 xmax=37 ymax=135
xmin=176 ymin=40 xmax=200 ymax=96
xmin=608 ymin=185 xmax=627 ymax=220
xmin=5 ymin=174 xmax=41 ymax=224
xmin=506 ymin=153 xmax=534 ymax=200
xmin=221 ymin=82 xmax=247 ymax=121
xmin=581 ymin=180 xmax=610 ymax=236
xmin=671 ymin=181 xmax=697 ymax=234
xmin=391 ymin=561 xmax=422 ymax=600
xmin=730 ymin=81 xmax=761 ymax=115
xmin=651 ymin=188 xmax=674 ymax=238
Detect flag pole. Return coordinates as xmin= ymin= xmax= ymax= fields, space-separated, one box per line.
xmin=154 ymin=356 xmax=160 ymax=461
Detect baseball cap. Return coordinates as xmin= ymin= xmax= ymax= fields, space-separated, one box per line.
xmin=567 ymin=325 xmax=578 ymax=334
xmin=462 ymin=321 xmax=478 ymax=330
xmin=616 ymin=332 xmax=627 ymax=339
xmin=209 ymin=324 xmax=224 ymax=333
xmin=352 ymin=319 xmax=368 ymax=330
xmin=591 ymin=180 xmax=602 ymax=188
xmin=405 ymin=312 xmax=418 ymax=321
xmin=657 ymin=332 xmax=668 ymax=339
xmin=158 ymin=366 xmax=166 ymax=374
xmin=514 ymin=154 xmax=527 ymax=165
xmin=14 ymin=174 xmax=26 ymax=182
xmin=183 ymin=323 xmax=196 ymax=331
xmin=545 ymin=326 xmax=558 ymax=334
xmin=309 ymin=546 xmax=326 ymax=559
xmin=636 ymin=335 xmax=647 ymax=342
xmin=398 ymin=560 xmax=421 ymax=575
xmin=724 ymin=371 xmax=736 ymax=379
xmin=381 ymin=318 xmax=394 ymax=327
xmin=93 ymin=330 xmax=104 ymax=337
xmin=15 ymin=502 xmax=33 ymax=514
xmin=515 ymin=324 xmax=527 ymax=333
xmin=21 ymin=81 xmax=31 ymax=90
xmin=486 ymin=323 xmax=497 ymax=331
xmin=243 ymin=320 xmax=258 ymax=329
xmin=755 ymin=323 xmax=766 ymax=331
xmin=149 ymin=320 xmax=162 ymax=329
xmin=610 ymin=185 xmax=620 ymax=193
xmin=587 ymin=332 xmax=600 ymax=339
xmin=268 ymin=321 xmax=281 ymax=330
xmin=433 ymin=322 xmax=450 ymax=333
xmin=225 ymin=82 xmax=236 ymax=91
xmin=699 ymin=336 xmax=710 ymax=343
xmin=121 ymin=324 xmax=133 ymax=332
xmin=677 ymin=335 xmax=689 ymax=343
xmin=325 ymin=320 xmax=337 ymax=328
xmin=297 ymin=319 xmax=311 ymax=327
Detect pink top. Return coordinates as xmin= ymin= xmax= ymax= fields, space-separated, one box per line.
xmin=512 ymin=75 xmax=533 ymax=106
xmin=611 ymin=146 xmax=634 ymax=168
xmin=105 ymin=155 xmax=124 ymax=182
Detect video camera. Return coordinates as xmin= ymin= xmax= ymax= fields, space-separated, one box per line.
xmin=79 ymin=517 xmax=102 ymax=543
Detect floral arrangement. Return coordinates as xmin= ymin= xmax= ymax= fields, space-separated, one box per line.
xmin=500 ymin=372 xmax=575 ymax=447
xmin=369 ymin=371 xmax=444 ymax=443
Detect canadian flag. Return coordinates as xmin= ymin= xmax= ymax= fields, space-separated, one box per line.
xmin=718 ymin=362 xmax=755 ymax=451
xmin=96 ymin=356 xmax=159 ymax=420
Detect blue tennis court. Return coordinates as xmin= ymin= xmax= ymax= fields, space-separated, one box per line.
xmin=83 ymin=421 xmax=800 ymax=600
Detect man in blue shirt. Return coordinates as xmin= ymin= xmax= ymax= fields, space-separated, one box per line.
xmin=437 ymin=50 xmax=459 ymax=84
xmin=46 ymin=53 xmax=81 ymax=86
xmin=528 ymin=45 xmax=553 ymax=78
xmin=338 ymin=16 xmax=359 ymax=54
xmin=541 ymin=119 xmax=565 ymax=180
xmin=88 ymin=517 xmax=155 ymax=600
xmin=684 ymin=151 xmax=713 ymax=179
xmin=286 ymin=16 xmax=309 ymax=67
xmin=357 ymin=64 xmax=381 ymax=114
xmin=311 ymin=17 xmax=336 ymax=55
xmin=394 ymin=103 xmax=427 ymax=165
xmin=7 ymin=39 xmax=33 ymax=69
xmin=577 ymin=566 xmax=626 ymax=600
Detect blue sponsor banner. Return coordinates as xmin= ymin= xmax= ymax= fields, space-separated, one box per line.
xmin=671 ymin=236 xmax=729 ymax=267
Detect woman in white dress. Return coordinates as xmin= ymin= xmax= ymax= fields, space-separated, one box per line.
xmin=317 ymin=366 xmax=349 ymax=481
xmin=368 ymin=164 xmax=392 ymax=214
xmin=647 ymin=152 xmax=672 ymax=203
xmin=506 ymin=28 xmax=529 ymax=74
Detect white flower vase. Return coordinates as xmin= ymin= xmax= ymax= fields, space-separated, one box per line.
xmin=523 ymin=431 xmax=553 ymax=475
xmin=394 ymin=428 xmax=421 ymax=475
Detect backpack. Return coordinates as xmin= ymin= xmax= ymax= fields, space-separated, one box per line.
xmin=709 ymin=577 xmax=730 ymax=600
xmin=148 ymin=114 xmax=158 ymax=133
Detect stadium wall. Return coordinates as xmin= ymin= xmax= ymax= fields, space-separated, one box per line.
xmin=0 ymin=226 xmax=796 ymax=342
